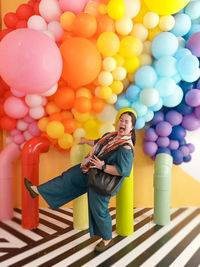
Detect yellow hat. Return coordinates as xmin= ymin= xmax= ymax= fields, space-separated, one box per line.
xmin=115 ymin=107 xmax=137 ymax=127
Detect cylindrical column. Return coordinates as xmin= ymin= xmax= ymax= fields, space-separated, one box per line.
xmin=154 ymin=153 xmax=173 ymax=226
xmin=116 ymin=167 xmax=134 ymax=236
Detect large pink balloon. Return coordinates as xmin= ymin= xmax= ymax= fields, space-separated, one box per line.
xmin=59 ymin=0 xmax=87 ymax=14
xmin=0 ymin=29 xmax=62 ymax=94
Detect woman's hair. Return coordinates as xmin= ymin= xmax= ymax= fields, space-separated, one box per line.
xmin=120 ymin=111 xmax=136 ymax=146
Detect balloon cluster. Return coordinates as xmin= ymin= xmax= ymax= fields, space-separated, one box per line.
xmin=0 ymin=0 xmax=194 ymax=151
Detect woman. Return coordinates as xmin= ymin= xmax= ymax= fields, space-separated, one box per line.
xmin=24 ymin=109 xmax=137 ymax=252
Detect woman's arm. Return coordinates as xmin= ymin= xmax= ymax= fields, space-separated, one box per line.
xmin=79 ymin=137 xmax=95 ymax=147
xmin=89 ymin=156 xmax=121 ymax=176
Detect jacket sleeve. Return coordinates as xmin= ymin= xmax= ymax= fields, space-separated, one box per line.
xmin=115 ymin=147 xmax=134 ymax=177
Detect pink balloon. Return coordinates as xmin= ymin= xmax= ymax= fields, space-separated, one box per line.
xmin=58 ymin=0 xmax=87 ymax=14
xmin=13 ymin=134 xmax=25 ymax=145
xmin=0 ymin=29 xmax=62 ymax=94
xmin=28 ymin=122 xmax=41 ymax=136
xmin=11 ymin=129 xmax=21 ymax=136
xmin=4 ymin=96 xmax=29 ymax=119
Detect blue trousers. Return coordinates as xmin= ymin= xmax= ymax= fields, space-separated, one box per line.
xmin=37 ymin=164 xmax=112 ymax=240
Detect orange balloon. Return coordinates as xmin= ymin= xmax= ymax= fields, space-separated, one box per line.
xmin=84 ymin=1 xmax=100 ymax=16
xmin=54 ymin=87 xmax=75 ymax=109
xmin=49 ymin=112 xmax=62 ymax=122
xmin=74 ymin=97 xmax=92 ymax=113
xmin=62 ymin=118 xmax=77 ymax=133
xmin=96 ymin=15 xmax=115 ymax=36
xmin=91 ymin=97 xmax=104 ymax=113
xmin=60 ymin=38 xmax=101 ymax=89
xmin=73 ymin=13 xmax=97 ymax=38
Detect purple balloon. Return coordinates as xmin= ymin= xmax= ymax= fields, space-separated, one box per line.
xmin=151 ymin=111 xmax=164 ymax=125
xmin=187 ymin=143 xmax=195 ymax=153
xmin=144 ymin=127 xmax=158 ymax=141
xmin=179 ymin=145 xmax=190 ymax=157
xmin=168 ymin=140 xmax=179 ymax=150
xmin=156 ymin=121 xmax=172 ymax=136
xmin=197 ymin=79 xmax=200 ymax=89
xmin=194 ymin=106 xmax=200 ymax=119
xmin=143 ymin=141 xmax=158 ymax=156
xmin=165 ymin=110 xmax=183 ymax=126
xmin=182 ymin=113 xmax=200 ymax=130
xmin=185 ymin=89 xmax=200 ymax=107
xmin=187 ymin=32 xmax=200 ymax=57
xmin=157 ymin=136 xmax=170 ymax=147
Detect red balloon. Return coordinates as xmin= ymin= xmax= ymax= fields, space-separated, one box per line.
xmin=16 ymin=4 xmax=34 ymax=20
xmin=16 ymin=20 xmax=27 ymax=29
xmin=4 ymin=12 xmax=19 ymax=29
xmin=34 ymin=2 xmax=40 ymax=15
xmin=0 ymin=29 xmax=13 ymax=41
xmin=0 ymin=115 xmax=17 ymax=131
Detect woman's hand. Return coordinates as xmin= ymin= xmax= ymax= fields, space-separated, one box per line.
xmin=78 ymin=137 xmax=87 ymax=145
xmin=90 ymin=156 xmax=105 ymax=170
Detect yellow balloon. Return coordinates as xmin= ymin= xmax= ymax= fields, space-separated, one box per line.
xmin=103 ymin=57 xmax=117 ymax=71
xmin=99 ymin=85 xmax=113 ymax=99
xmin=143 ymin=11 xmax=159 ymax=29
xmin=97 ymin=32 xmax=120 ymax=57
xmin=74 ymin=111 xmax=90 ymax=122
xmin=76 ymin=88 xmax=92 ymax=99
xmin=112 ymin=66 xmax=127 ymax=80
xmin=119 ymin=36 xmax=141 ymax=58
xmin=110 ymin=80 xmax=124 ymax=94
xmin=148 ymin=26 xmax=162 ymax=41
xmin=144 ymin=0 xmax=190 ymax=15
xmin=107 ymin=0 xmax=125 ymax=19
xmin=58 ymin=133 xmax=74 ymax=149
xmin=60 ymin=11 xmax=75 ymax=31
xmin=46 ymin=121 xmax=65 ymax=139
xmin=106 ymin=94 xmax=118 ymax=104
xmin=115 ymin=17 xmax=133 ymax=36
xmin=46 ymin=101 xmax=60 ymax=115
xmin=38 ymin=117 xmax=49 ymax=132
xmin=113 ymin=54 xmax=125 ymax=66
xmin=123 ymin=56 xmax=140 ymax=73
xmin=98 ymin=71 xmax=113 ymax=86
xmin=84 ymin=119 xmax=101 ymax=139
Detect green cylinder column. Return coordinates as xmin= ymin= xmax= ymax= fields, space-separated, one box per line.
xmin=154 ymin=153 xmax=173 ymax=226
xmin=70 ymin=144 xmax=90 ymax=230
xmin=116 ymin=167 xmax=134 ymax=236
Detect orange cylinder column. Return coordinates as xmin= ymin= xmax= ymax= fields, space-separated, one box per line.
xmin=21 ymin=137 xmax=50 ymax=229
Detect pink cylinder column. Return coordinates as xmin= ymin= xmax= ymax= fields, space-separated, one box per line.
xmin=0 ymin=143 xmax=20 ymax=221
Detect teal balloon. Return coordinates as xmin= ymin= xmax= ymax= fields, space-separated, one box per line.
xmin=155 ymin=78 xmax=176 ymax=97
xmin=174 ymin=48 xmax=191 ymax=60
xmin=135 ymin=66 xmax=157 ymax=89
xmin=170 ymin=14 xmax=191 ymax=37
xmin=115 ymin=94 xmax=131 ymax=110
xmin=162 ymin=85 xmax=183 ymax=107
xmin=135 ymin=116 xmax=145 ymax=130
xmin=131 ymin=100 xmax=147 ymax=117
xmin=177 ymin=55 xmax=199 ymax=76
xmin=155 ymin=56 xmax=177 ymax=77
xmin=185 ymin=1 xmax=200 ymax=20
xmin=151 ymin=32 xmax=178 ymax=60
xmin=144 ymin=110 xmax=154 ymax=122
xmin=150 ymin=98 xmax=163 ymax=112
xmin=181 ymin=68 xmax=200 ymax=83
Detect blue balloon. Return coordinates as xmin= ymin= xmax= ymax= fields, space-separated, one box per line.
xmin=170 ymin=125 xmax=186 ymax=141
xmin=115 ymin=94 xmax=130 ymax=110
xmin=177 ymin=55 xmax=199 ymax=76
xmin=170 ymin=14 xmax=191 ymax=37
xmin=184 ymin=24 xmax=200 ymax=40
xmin=144 ymin=109 xmax=154 ymax=122
xmin=125 ymin=85 xmax=140 ymax=101
xmin=179 ymin=138 xmax=186 ymax=146
xmin=131 ymin=100 xmax=147 ymax=117
xmin=154 ymin=56 xmax=177 ymax=77
xmin=156 ymin=147 xmax=171 ymax=155
xmin=151 ymin=32 xmax=178 ymax=60
xmin=174 ymin=48 xmax=191 ymax=61
xmin=171 ymin=149 xmax=183 ymax=165
xmin=185 ymin=1 xmax=200 ymax=20
xmin=150 ymin=98 xmax=163 ymax=112
xmin=180 ymin=81 xmax=196 ymax=93
xmin=135 ymin=116 xmax=145 ymax=130
xmin=183 ymin=154 xmax=192 ymax=162
xmin=162 ymin=85 xmax=183 ymax=107
xmin=135 ymin=66 xmax=157 ymax=89
xmin=176 ymin=99 xmax=194 ymax=115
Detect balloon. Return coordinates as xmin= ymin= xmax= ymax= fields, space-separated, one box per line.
xmin=155 ymin=78 xmax=176 ymax=97
xmin=144 ymin=127 xmax=158 ymax=141
xmin=123 ymin=0 xmax=140 ymax=19
xmin=60 ymin=11 xmax=75 ymax=31
xmin=179 ymin=145 xmax=190 ymax=157
xmin=25 ymin=94 xmax=43 ymax=107
xmin=112 ymin=66 xmax=127 ymax=80
xmin=131 ymin=100 xmax=147 ymax=116
xmin=46 ymin=101 xmax=61 ymax=115
xmin=140 ymin=87 xmax=159 ymax=107
xmin=151 ymin=32 xmax=178 ymax=60
xmin=165 ymin=110 xmax=183 ymax=126
xmin=0 ymin=116 xmax=17 ymax=131
xmin=187 ymin=32 xmax=200 ymax=57
xmin=74 ymin=97 xmax=91 ymax=113
xmin=162 ymin=85 xmax=183 ymax=108
xmin=135 ymin=66 xmax=157 ymax=88
xmin=54 ymin=87 xmax=75 ymax=110
xmin=96 ymin=15 xmax=115 ymax=35
xmin=185 ymin=1 xmax=200 ymax=20
xmin=170 ymin=125 xmax=186 ymax=141
xmin=58 ymin=133 xmax=73 ymax=149
xmin=97 ymin=104 xmax=118 ymax=124
xmin=98 ymin=71 xmax=113 ymax=86
xmin=46 ymin=121 xmax=64 ymax=138
xmin=76 ymin=88 xmax=92 ymax=99
xmin=49 ymin=112 xmax=62 ymax=122
xmin=143 ymin=12 xmax=159 ymax=29
xmin=156 ymin=121 xmax=172 ymax=137
xmin=168 ymin=140 xmax=179 ymax=150
xmin=97 ymin=32 xmax=120 ymax=57
xmin=28 ymin=122 xmax=41 ymax=136
xmin=185 ymin=89 xmax=200 ymax=107
xmin=156 ymin=136 xmax=170 ymax=147
xmin=103 ymin=57 xmax=117 ymax=71
xmin=110 ymin=81 xmax=123 ymax=95
xmin=156 ymin=147 xmax=171 ymax=155
xmin=0 ymin=29 xmax=62 ymax=94
xmin=176 ymin=98 xmax=194 ymax=115
xmin=59 ymin=0 xmax=86 ymax=14
xmin=107 ymin=0 xmax=125 ymax=20
xmin=151 ymin=111 xmax=164 ymax=125
xmin=115 ymin=94 xmax=131 ymax=110
xmin=4 ymin=96 xmax=28 ymax=119
xmin=17 ymin=120 xmax=28 ymax=131
xmin=4 ymin=12 xmax=19 ymax=29
xmin=177 ymin=55 xmax=199 ymax=76
xmin=183 ymin=154 xmax=192 ymax=163
xmin=144 ymin=0 xmax=190 ymax=15
xmin=182 ymin=113 xmax=200 ymax=131
xmin=115 ymin=17 xmax=133 ymax=35
xmin=48 ymin=21 xmax=64 ymax=42
xmin=143 ymin=141 xmax=158 ymax=156
xmin=16 ymin=4 xmax=34 ymax=20
xmin=39 ymin=0 xmax=62 ymax=22
xmin=131 ymin=23 xmax=148 ymax=41
xmin=29 ymin=106 xmax=45 ymax=119
xmin=84 ymin=1 xmax=100 ymax=16
xmin=91 ymin=97 xmax=104 ymax=113
xmin=135 ymin=116 xmax=145 ymax=130
xmin=62 ymin=118 xmax=77 ymax=134
xmin=73 ymin=13 xmax=97 ymax=38
xmin=13 ymin=134 xmax=25 ymax=145
xmin=171 ymin=149 xmax=183 ymax=165
xmin=159 ymin=15 xmax=175 ymax=31
xmin=60 ymin=37 xmax=101 ymax=88
xmin=187 ymin=143 xmax=195 ymax=153
xmin=125 ymin=85 xmax=140 ymax=101
xmin=170 ymin=14 xmax=191 ymax=37
xmin=119 ymin=36 xmax=141 ymax=58
xmin=38 ymin=117 xmax=49 ymax=131
xmin=154 ymin=56 xmax=177 ymax=77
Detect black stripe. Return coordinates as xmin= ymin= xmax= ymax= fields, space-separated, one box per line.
xmin=39 ymin=208 xmax=73 ymax=226
xmin=57 ymin=207 xmax=73 ymax=216
xmin=134 ymin=208 xmax=152 ymax=219
xmin=127 ymin=209 xmax=200 ymax=266
xmin=96 ymin=208 xmax=186 ymax=267
xmin=184 ymin=246 xmax=200 ymax=267
xmin=156 ymin=221 xmax=200 ymax=267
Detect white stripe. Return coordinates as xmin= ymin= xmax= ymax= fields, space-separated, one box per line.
xmin=3 ymin=221 xmax=43 ymax=241
xmin=169 ymin=233 xmax=200 ymax=267
xmin=41 ymin=208 xmax=73 ymax=222
xmin=81 ymin=208 xmax=177 ymax=267
xmin=59 ymin=207 xmax=73 ymax=213
xmin=0 ymin=228 xmax=80 ymax=267
xmin=111 ymin=208 xmax=197 ymax=267
xmin=39 ymin=213 xmax=68 ymax=229
xmin=0 ymin=228 xmax=26 ymax=248
xmin=141 ymin=213 xmax=200 ymax=267
xmin=14 ymin=212 xmax=56 ymax=235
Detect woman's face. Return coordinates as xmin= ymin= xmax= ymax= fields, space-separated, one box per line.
xmin=117 ymin=113 xmax=133 ymax=137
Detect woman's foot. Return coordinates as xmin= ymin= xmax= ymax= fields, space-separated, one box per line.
xmin=95 ymin=239 xmax=114 ymax=252
xmin=24 ymin=178 xmax=39 ymax=199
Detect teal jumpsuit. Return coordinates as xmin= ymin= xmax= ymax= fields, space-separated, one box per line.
xmin=38 ymin=146 xmax=133 ymax=240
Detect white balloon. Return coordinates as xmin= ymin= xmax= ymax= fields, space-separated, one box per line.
xmin=40 ymin=83 xmax=58 ymax=96
xmin=25 ymin=94 xmax=43 ymax=107
xmin=28 ymin=15 xmax=47 ymax=31
xmin=97 ymin=104 xmax=118 ymax=124
xmin=42 ymin=30 xmax=55 ymax=41
xmin=48 ymin=21 xmax=64 ymax=42
xmin=29 ymin=106 xmax=45 ymax=119
xmin=123 ymin=0 xmax=140 ymax=19
xmin=24 ymin=130 xmax=33 ymax=141
xmin=39 ymin=0 xmax=62 ymax=22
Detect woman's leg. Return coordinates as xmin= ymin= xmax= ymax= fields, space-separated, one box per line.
xmin=37 ymin=164 xmax=88 ymax=210
xmin=88 ymin=188 xmax=112 ymax=241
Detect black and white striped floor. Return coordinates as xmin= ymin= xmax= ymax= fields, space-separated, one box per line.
xmin=0 ymin=207 xmax=199 ymax=267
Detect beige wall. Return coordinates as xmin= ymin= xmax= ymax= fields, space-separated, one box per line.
xmin=2 ymin=0 xmax=200 ymax=208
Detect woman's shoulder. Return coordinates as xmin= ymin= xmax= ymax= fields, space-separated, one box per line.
xmin=122 ymin=140 xmax=134 ymax=150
